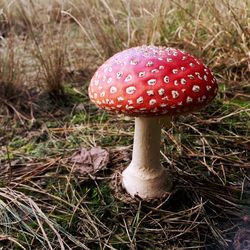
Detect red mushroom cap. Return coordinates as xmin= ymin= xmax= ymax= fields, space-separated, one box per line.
xmin=88 ymin=45 xmax=218 ymax=116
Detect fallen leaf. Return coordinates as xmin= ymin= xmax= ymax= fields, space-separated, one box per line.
xmin=233 ymin=227 xmax=250 ymax=250
xmin=71 ymin=147 xmax=109 ymax=175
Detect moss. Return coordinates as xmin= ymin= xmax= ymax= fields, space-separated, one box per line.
xmin=227 ymin=98 xmax=250 ymax=108
xmin=9 ymin=136 xmax=27 ymax=149
xmin=71 ymin=112 xmax=88 ymax=124
xmin=46 ymin=121 xmax=60 ymax=128
xmin=64 ymin=85 xmax=87 ymax=103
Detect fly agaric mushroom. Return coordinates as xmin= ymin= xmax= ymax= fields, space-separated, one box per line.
xmin=88 ymin=45 xmax=218 ymax=199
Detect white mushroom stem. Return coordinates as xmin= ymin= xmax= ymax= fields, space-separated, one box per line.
xmin=122 ymin=116 xmax=172 ymax=199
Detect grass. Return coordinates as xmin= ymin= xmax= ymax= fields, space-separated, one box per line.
xmin=0 ymin=0 xmax=250 ymax=249
xmin=0 ymin=35 xmax=25 ymax=116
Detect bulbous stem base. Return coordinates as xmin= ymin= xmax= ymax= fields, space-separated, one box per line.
xmin=122 ymin=116 xmax=172 ymax=199
xmin=122 ymin=164 xmax=172 ymax=199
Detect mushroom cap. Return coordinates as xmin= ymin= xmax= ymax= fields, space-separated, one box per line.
xmin=88 ymin=45 xmax=218 ymax=116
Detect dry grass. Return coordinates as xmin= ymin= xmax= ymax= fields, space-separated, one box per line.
xmin=0 ymin=0 xmax=249 ymax=249
xmin=0 ymin=36 xmax=23 ymax=105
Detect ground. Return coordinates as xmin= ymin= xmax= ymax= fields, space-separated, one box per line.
xmin=0 ymin=0 xmax=249 ymax=249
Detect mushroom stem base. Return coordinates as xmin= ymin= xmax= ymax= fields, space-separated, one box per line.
xmin=122 ymin=165 xmax=172 ymax=199
xmin=121 ymin=116 xmax=172 ymax=199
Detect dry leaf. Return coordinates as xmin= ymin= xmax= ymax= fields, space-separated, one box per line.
xmin=233 ymin=228 xmax=250 ymax=250
xmin=71 ymin=147 xmax=109 ymax=175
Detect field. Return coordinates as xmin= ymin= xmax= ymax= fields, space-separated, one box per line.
xmin=0 ymin=0 xmax=249 ymax=249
